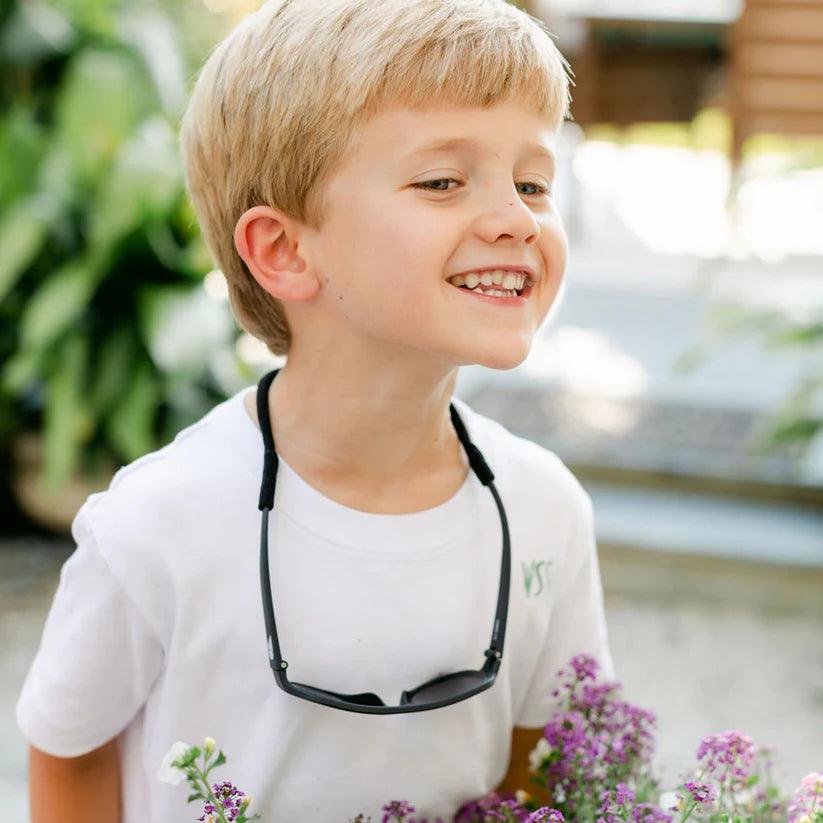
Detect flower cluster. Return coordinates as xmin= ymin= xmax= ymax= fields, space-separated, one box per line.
xmin=160 ymin=654 xmax=820 ymax=823
xmin=349 ymin=795 xmax=564 ymax=823
xmin=199 ymin=781 xmax=249 ymax=822
xmin=523 ymin=653 xmax=801 ymax=823
xmin=695 ymin=731 xmax=756 ymax=794
xmin=595 ymin=781 xmax=672 ymax=823
xmin=787 ymin=773 xmax=823 ymax=823
xmin=527 ymin=654 xmax=664 ymax=822
xmin=666 ymin=734 xmax=788 ymax=821
xmin=157 ymin=738 xmax=259 ymax=823
xmin=454 ymin=791 xmax=565 ymax=822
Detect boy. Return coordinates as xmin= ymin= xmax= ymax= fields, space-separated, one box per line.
xmin=16 ymin=0 xmax=616 ymax=820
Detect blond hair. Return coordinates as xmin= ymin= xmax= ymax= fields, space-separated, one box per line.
xmin=180 ymin=0 xmax=571 ymax=355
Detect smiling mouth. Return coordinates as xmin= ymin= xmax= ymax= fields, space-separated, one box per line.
xmin=446 ymin=270 xmax=533 ymax=297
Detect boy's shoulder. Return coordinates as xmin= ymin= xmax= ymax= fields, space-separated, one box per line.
xmin=80 ymin=389 xmax=252 ymax=538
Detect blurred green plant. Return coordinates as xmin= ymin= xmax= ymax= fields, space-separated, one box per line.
xmin=674 ymin=302 xmax=823 ymax=468
xmin=0 ymin=0 xmax=257 ymax=501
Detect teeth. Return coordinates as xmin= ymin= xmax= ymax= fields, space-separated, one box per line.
xmin=502 ymin=272 xmax=518 ymax=290
xmin=447 ymin=270 xmax=530 ymax=291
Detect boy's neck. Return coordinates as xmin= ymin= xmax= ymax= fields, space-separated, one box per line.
xmin=242 ymin=365 xmax=468 ymax=515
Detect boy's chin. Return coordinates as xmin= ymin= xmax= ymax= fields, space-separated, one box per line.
xmin=462 ymin=343 xmax=532 ymax=372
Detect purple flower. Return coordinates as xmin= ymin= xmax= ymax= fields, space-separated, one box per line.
xmin=787 ymin=772 xmax=823 ymax=823
xmin=382 ymin=800 xmax=415 ymax=822
xmin=695 ymin=731 xmax=755 ymax=793
xmin=569 ymin=653 xmax=600 ymax=683
xmin=198 ymin=780 xmax=247 ymax=822
xmin=530 ymin=654 xmax=661 ymax=821
xmin=599 ymin=781 xmax=636 ymax=812
xmin=683 ymin=780 xmax=717 ymax=806
xmin=629 ymin=803 xmax=673 ymax=822
xmin=526 ymin=809 xmax=565 ymax=823
xmin=454 ymin=790 xmax=555 ymax=822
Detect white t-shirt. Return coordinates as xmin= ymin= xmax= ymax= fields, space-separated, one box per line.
xmin=16 ymin=385 xmax=615 ymax=822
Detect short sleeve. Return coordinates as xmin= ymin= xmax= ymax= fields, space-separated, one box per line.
xmin=15 ymin=505 xmax=165 ymax=758
xmin=516 ymin=486 xmax=615 ymax=728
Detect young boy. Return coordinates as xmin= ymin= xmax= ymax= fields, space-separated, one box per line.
xmin=16 ymin=0 xmax=615 ymax=820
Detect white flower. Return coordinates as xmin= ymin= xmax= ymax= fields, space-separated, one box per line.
xmin=157 ymin=740 xmax=193 ymax=786
xmin=528 ymin=736 xmax=551 ymax=773
xmin=204 ymin=736 xmax=216 ymax=757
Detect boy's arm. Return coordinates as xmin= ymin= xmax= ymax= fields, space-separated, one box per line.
xmin=29 ymin=738 xmax=121 ymax=823
xmin=494 ymin=726 xmax=544 ymax=798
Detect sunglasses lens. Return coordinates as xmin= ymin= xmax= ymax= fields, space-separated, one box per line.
xmin=295 ymin=682 xmax=386 ymax=707
xmin=405 ymin=670 xmax=489 ymax=705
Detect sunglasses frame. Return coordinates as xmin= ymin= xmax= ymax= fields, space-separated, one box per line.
xmin=256 ymin=368 xmax=511 ymax=715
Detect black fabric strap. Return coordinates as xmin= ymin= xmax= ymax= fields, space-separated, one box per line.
xmin=257 ymin=368 xmax=281 ymax=511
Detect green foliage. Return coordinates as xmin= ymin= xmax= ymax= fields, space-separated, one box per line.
xmin=0 ymin=0 xmax=249 ymax=506
xmin=674 ymin=302 xmax=823 ymax=459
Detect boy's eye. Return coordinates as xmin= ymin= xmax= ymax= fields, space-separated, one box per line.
xmin=411 ymin=177 xmax=460 ymax=192
xmin=411 ymin=177 xmax=551 ymax=196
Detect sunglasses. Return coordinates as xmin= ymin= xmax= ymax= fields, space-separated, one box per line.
xmin=256 ymin=368 xmax=511 ymax=714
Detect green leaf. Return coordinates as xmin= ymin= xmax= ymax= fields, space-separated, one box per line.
xmin=770 ymin=321 xmax=823 ymax=347
xmin=0 ymin=1 xmax=75 ymax=66
xmin=53 ymin=49 xmax=149 ymax=186
xmin=116 ymin=8 xmax=187 ymax=120
xmin=88 ymin=116 xmax=183 ymax=249
xmin=19 ymin=255 xmax=101 ymax=351
xmin=0 ymin=197 xmax=51 ymax=303
xmin=175 ymin=746 xmax=199 ymax=768
xmin=765 ymin=417 xmax=822 ymax=447
xmin=0 ymin=347 xmax=42 ymax=395
xmin=0 ymin=106 xmax=47 ymax=209
xmin=104 ymin=360 xmax=161 ymax=461
xmin=88 ymin=326 xmax=137 ymax=420
xmin=43 ymin=333 xmax=91 ymax=492
xmin=178 ymin=237 xmax=214 ymax=279
xmin=187 ymin=792 xmax=203 ymax=803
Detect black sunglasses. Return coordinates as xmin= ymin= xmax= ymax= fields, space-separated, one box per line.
xmin=256 ymin=368 xmax=511 ymax=714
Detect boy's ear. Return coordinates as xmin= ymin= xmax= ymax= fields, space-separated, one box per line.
xmin=233 ymin=205 xmax=319 ymax=301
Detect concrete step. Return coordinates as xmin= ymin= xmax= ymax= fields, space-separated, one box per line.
xmin=587 ymin=481 xmax=823 ymax=568
xmin=461 ymin=381 xmax=821 ymax=499
xmin=587 ymin=481 xmax=823 ymax=612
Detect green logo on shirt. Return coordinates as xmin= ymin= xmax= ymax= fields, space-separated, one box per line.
xmin=522 ymin=560 xmax=552 ymax=598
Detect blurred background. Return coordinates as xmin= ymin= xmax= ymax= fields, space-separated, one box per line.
xmin=1 ymin=0 xmax=822 ymax=817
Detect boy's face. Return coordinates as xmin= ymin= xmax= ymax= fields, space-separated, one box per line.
xmin=289 ymin=99 xmax=568 ymax=372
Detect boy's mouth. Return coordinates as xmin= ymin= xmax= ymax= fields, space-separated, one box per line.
xmin=446 ymin=269 xmax=532 ymax=298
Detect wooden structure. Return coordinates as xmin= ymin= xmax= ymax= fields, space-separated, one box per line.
xmin=568 ymin=18 xmax=726 ymax=127
xmin=541 ymin=0 xmax=823 ymax=172
xmin=729 ymin=0 xmax=823 ymax=169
